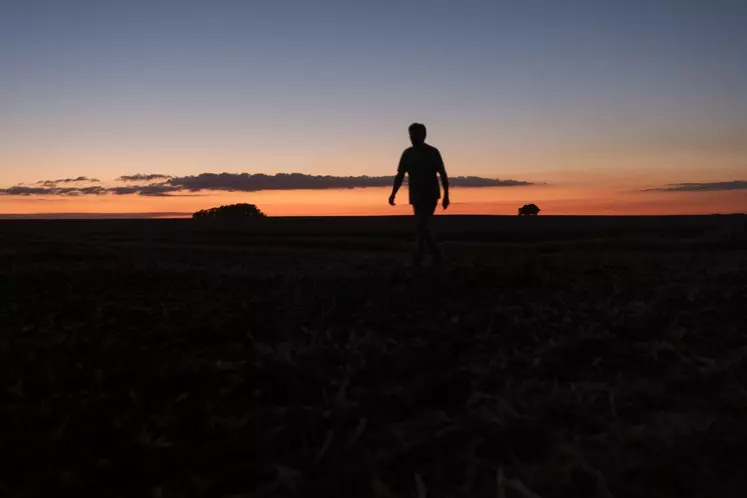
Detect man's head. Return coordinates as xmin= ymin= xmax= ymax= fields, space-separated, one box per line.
xmin=408 ymin=123 xmax=427 ymax=146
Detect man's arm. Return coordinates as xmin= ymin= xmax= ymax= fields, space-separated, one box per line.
xmin=389 ymin=152 xmax=407 ymax=205
xmin=389 ymin=171 xmax=405 ymax=205
xmin=437 ymin=151 xmax=450 ymax=209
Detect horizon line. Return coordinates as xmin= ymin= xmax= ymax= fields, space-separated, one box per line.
xmin=1 ymin=212 xmax=744 ymax=220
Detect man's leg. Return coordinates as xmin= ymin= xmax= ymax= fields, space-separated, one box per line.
xmin=414 ymin=201 xmax=440 ymax=264
xmin=423 ymin=200 xmax=441 ymax=263
xmin=412 ymin=203 xmax=426 ymax=265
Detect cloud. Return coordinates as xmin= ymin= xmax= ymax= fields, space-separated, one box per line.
xmin=646 ymin=181 xmax=747 ymax=192
xmin=35 ymin=176 xmax=99 ymax=186
xmin=109 ymin=184 xmax=182 ymax=196
xmin=3 ymin=186 xmax=53 ymax=195
xmin=60 ymin=186 xmax=108 ymax=196
xmin=1 ymin=185 xmax=107 ymax=196
xmin=1 ymin=172 xmax=532 ymax=196
xmin=117 ymin=174 xmax=172 ymax=182
xmin=448 ymin=176 xmax=530 ymax=187
xmin=164 ymin=172 xmax=530 ymax=192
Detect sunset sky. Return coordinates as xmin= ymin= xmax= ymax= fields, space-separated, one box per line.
xmin=2 ymin=0 xmax=746 ymax=216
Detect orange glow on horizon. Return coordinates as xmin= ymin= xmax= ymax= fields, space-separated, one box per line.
xmin=1 ymin=185 xmax=745 ymax=217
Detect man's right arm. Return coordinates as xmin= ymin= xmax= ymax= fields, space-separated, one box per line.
xmin=390 ymin=151 xmax=407 ymax=205
xmin=390 ymin=172 xmax=405 ymax=203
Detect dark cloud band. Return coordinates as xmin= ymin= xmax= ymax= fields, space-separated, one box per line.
xmin=2 ymin=186 xmax=107 ymax=196
xmin=645 ymin=181 xmax=747 ymax=192
xmin=35 ymin=176 xmax=99 ymax=187
xmin=117 ymin=174 xmax=172 ymax=182
xmin=1 ymin=172 xmax=532 ymax=196
xmin=165 ymin=173 xmax=530 ymax=192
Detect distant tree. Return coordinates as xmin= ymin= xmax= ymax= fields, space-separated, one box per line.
xmin=518 ymin=203 xmax=541 ymax=216
xmin=193 ymin=203 xmax=266 ymax=219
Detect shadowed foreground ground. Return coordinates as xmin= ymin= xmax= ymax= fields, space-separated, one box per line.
xmin=1 ymin=216 xmax=746 ymax=497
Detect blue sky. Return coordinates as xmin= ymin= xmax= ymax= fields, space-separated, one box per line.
xmin=1 ymin=0 xmax=746 ymax=214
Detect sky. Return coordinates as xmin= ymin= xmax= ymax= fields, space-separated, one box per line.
xmin=1 ymin=0 xmax=746 ymax=216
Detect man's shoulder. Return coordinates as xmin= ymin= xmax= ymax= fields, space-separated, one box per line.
xmin=403 ymin=144 xmax=440 ymax=154
xmin=423 ymin=144 xmax=441 ymax=155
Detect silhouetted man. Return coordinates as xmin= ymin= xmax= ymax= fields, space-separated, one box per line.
xmin=389 ymin=123 xmax=450 ymax=266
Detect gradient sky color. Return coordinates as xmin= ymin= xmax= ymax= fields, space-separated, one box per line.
xmin=2 ymin=0 xmax=746 ymax=215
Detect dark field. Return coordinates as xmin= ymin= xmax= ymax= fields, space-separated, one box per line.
xmin=1 ymin=215 xmax=746 ymax=497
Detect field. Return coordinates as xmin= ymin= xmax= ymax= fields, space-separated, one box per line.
xmin=1 ymin=215 xmax=746 ymax=497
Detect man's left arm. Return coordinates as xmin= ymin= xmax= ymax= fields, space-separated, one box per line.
xmin=437 ymin=151 xmax=450 ymax=209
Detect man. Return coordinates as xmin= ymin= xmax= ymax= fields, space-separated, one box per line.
xmin=389 ymin=123 xmax=450 ymax=266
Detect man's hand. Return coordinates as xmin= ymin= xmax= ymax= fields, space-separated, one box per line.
xmin=442 ymin=196 xmax=450 ymax=210
xmin=389 ymin=194 xmax=396 ymax=206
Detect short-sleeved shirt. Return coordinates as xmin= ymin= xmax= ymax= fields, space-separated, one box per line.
xmin=397 ymin=144 xmax=445 ymax=205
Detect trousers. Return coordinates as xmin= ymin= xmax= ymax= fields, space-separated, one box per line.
xmin=412 ymin=199 xmax=440 ymax=262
